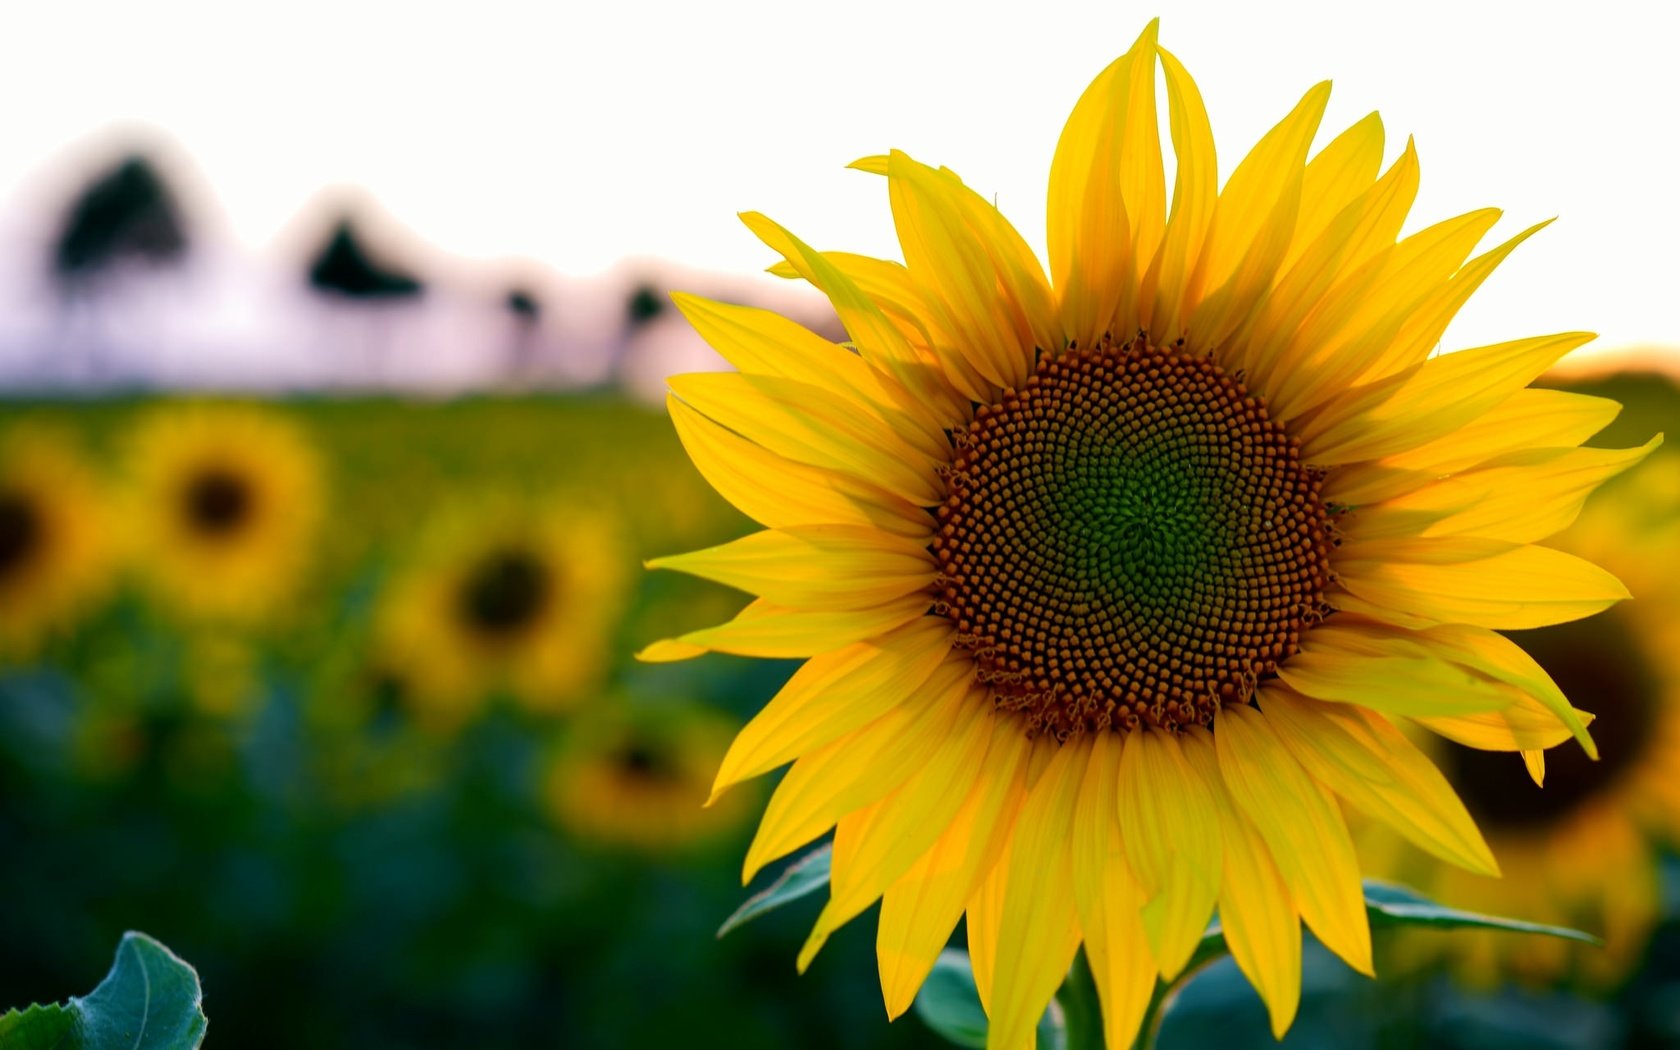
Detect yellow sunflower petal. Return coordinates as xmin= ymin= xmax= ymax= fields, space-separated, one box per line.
xmin=667 ymin=396 xmax=930 ymax=539
xmin=1048 ymin=20 xmax=1161 ymax=348
xmin=1287 ymin=111 xmax=1385 ymax=269
xmin=742 ymin=667 xmax=967 ymax=882
xmin=1371 ymin=218 xmax=1554 ymax=384
xmin=986 ymin=738 xmax=1090 ymax=1050
xmin=1323 ymin=388 xmax=1624 ymax=507
xmin=1351 ymin=436 xmax=1662 ymax=545
xmin=1276 ymin=619 xmax=1514 ymax=718
xmin=646 ymin=525 xmax=934 ymax=611
xmin=1334 ymin=537 xmax=1629 ymax=631
xmin=1261 ymin=685 xmax=1497 ymax=875
xmin=1382 ymin=388 xmax=1623 ymax=475
xmin=847 ymin=157 xmax=1062 ymax=355
xmin=798 ymin=686 xmax=996 ymax=971
xmin=1070 ymin=733 xmax=1157 ymax=1050
xmin=1414 ymin=694 xmax=1590 ymax=754
xmin=885 ymin=151 xmax=1039 ymax=390
xmin=707 ymin=616 xmax=953 ymax=801
xmin=1236 ymin=137 xmax=1419 ymax=386
xmin=1184 ymin=165 xmax=1303 ymax=358
xmin=1141 ymin=42 xmax=1216 ymax=339
xmin=636 ymin=594 xmax=930 ymax=663
xmin=1188 ymin=727 xmax=1301 ymax=1038
xmin=1300 ymin=330 xmax=1594 ymax=465
xmin=1216 ymin=704 xmax=1372 ymax=976
xmin=1184 ymin=80 xmax=1330 ymax=312
xmin=1407 ymin=622 xmax=1596 ymax=755
xmin=670 ymin=292 xmax=948 ymax=462
xmin=966 ymin=846 xmax=1009 ymax=1015
xmin=740 ymin=211 xmax=968 ymax=423
xmin=668 ymin=371 xmax=944 ymax=504
xmin=1269 ymin=207 xmax=1504 ymax=417
xmin=1116 ymin=729 xmax=1222 ymax=979
xmin=926 ymin=163 xmax=1061 ymax=355
xmin=769 ymin=250 xmax=947 ymax=364
xmin=877 ymin=722 xmax=1033 ymax=1019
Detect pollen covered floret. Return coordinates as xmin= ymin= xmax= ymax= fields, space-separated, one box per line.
xmin=932 ymin=335 xmax=1335 ymax=739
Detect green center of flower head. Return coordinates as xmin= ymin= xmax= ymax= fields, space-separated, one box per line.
xmin=932 ymin=335 xmax=1335 ymax=740
xmin=1443 ymin=609 xmax=1658 ymax=830
xmin=184 ymin=467 xmax=254 ymax=538
xmin=458 ymin=547 xmax=552 ymax=638
xmin=0 ymin=488 xmax=41 ymax=581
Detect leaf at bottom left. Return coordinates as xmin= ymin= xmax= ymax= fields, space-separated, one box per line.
xmin=0 ymin=931 xmax=208 ymax=1050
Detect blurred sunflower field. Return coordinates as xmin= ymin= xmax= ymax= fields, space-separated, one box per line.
xmin=1 ymin=365 xmax=1677 ymax=1049
xmin=0 ymin=393 xmax=932 ymax=1049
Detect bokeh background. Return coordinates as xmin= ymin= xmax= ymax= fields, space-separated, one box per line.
xmin=1 ymin=2 xmax=1677 ymax=1047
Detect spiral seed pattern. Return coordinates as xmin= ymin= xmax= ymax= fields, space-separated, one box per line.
xmin=930 ymin=336 xmax=1334 ymax=739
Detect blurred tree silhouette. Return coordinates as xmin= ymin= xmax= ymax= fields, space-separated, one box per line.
xmin=625 ymin=282 xmax=665 ymax=328
xmin=51 ymin=154 xmax=189 ymax=287
xmin=303 ymin=215 xmax=425 ymax=383
xmin=503 ymin=286 xmax=544 ymax=386
xmin=505 ymin=288 xmax=541 ymax=323
xmin=609 ymin=280 xmax=667 ymax=382
xmin=47 ymin=153 xmax=191 ymax=380
xmin=306 ymin=219 xmax=424 ymax=302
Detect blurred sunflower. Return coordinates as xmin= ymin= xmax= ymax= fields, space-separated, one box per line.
xmin=544 ymin=702 xmax=752 ymax=854
xmin=643 ymin=22 xmax=1659 ymax=1047
xmin=0 ymin=426 xmax=112 ymax=659
xmin=375 ymin=498 xmax=627 ymax=729
xmin=1372 ymin=376 xmax=1680 ymax=987
xmin=123 ymin=403 xmax=323 ymax=624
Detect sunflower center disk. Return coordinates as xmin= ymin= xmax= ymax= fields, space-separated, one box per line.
xmin=184 ymin=468 xmax=254 ymax=537
xmin=0 ymin=490 xmax=41 ymax=580
xmin=458 ymin=548 xmax=551 ymax=638
xmin=931 ymin=337 xmax=1334 ymax=739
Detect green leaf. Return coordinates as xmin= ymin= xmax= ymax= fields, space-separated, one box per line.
xmin=912 ymin=950 xmax=1066 ymax=1050
xmin=716 ymin=842 xmax=832 ymax=938
xmin=914 ymin=951 xmax=989 ymax=1048
xmin=1185 ymin=878 xmax=1599 ymax=974
xmin=1359 ymin=880 xmax=1601 ymax=944
xmin=0 ymin=931 xmax=208 ymax=1050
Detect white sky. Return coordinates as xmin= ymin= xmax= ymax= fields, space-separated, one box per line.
xmin=5 ymin=0 xmax=1677 ymax=356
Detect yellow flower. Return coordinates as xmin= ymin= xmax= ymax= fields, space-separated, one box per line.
xmin=0 ymin=426 xmax=113 ymax=659
xmin=643 ymin=22 xmax=1661 ymax=1048
xmin=375 ymin=497 xmax=627 ymax=730
xmin=123 ymin=403 xmax=324 ymax=625
xmin=1370 ymin=374 xmax=1680 ymax=988
xmin=543 ymin=703 xmax=752 ymax=854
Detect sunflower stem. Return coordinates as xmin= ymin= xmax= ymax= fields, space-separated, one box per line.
xmin=1058 ymin=949 xmax=1185 ymax=1050
xmin=1057 ymin=949 xmax=1103 ymax=1050
xmin=1133 ymin=979 xmax=1170 ymax=1050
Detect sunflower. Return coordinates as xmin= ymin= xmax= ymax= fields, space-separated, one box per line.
xmin=543 ymin=702 xmax=752 ymax=854
xmin=642 ymin=22 xmax=1661 ymax=1048
xmin=375 ymin=498 xmax=627 ymax=729
xmin=123 ymin=403 xmax=324 ymax=624
xmin=0 ymin=426 xmax=112 ymax=659
xmin=1369 ymin=382 xmax=1680 ymax=988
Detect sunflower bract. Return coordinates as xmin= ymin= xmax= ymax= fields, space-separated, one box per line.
xmin=646 ymin=20 xmax=1659 ymax=1049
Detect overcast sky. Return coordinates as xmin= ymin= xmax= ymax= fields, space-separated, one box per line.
xmin=5 ymin=0 xmax=1676 ymax=358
